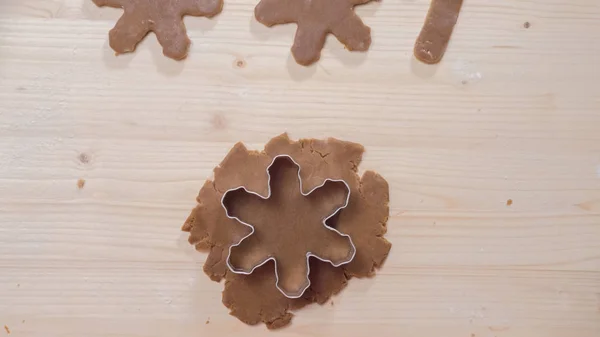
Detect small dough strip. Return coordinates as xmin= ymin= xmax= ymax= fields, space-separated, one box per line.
xmin=414 ymin=0 xmax=464 ymax=64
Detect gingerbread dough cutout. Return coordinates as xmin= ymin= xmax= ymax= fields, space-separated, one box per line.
xmin=255 ymin=0 xmax=375 ymax=66
xmin=183 ymin=134 xmax=391 ymax=329
xmin=414 ymin=0 xmax=463 ymax=64
xmin=223 ymin=155 xmax=356 ymax=298
xmin=92 ymin=0 xmax=223 ymax=60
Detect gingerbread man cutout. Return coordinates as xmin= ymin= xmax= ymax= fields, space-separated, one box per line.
xmin=255 ymin=0 xmax=375 ymax=66
xmin=93 ymin=0 xmax=223 ymax=60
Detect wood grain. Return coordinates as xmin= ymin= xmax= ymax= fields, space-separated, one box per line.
xmin=1 ymin=0 xmax=599 ymax=336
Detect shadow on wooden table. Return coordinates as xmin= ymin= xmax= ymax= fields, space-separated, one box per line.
xmin=409 ymin=56 xmax=440 ymax=79
xmin=100 ymin=37 xmax=187 ymax=77
xmin=286 ymin=53 xmax=317 ymax=81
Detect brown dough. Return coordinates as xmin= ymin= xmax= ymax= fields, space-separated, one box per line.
xmin=301 ymin=258 xmax=349 ymax=304
xmin=222 ymin=261 xmax=309 ymax=329
xmin=335 ymin=170 xmax=391 ymax=276
xmin=224 ymin=156 xmax=354 ymax=298
xmin=183 ymin=133 xmax=391 ymax=328
xmin=183 ymin=180 xmax=250 ymax=281
xmin=92 ymin=0 xmax=223 ymax=60
xmin=254 ymin=0 xmax=375 ymax=66
xmin=222 ymin=259 xmax=348 ymax=329
xmin=414 ymin=0 xmax=463 ymax=64
xmin=263 ymin=135 xmax=391 ymax=277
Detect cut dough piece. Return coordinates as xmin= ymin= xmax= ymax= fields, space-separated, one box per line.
xmin=254 ymin=0 xmax=375 ymax=66
xmin=414 ymin=0 xmax=463 ymax=64
xmin=224 ymin=156 xmax=354 ymax=298
xmin=93 ymin=0 xmax=223 ymax=60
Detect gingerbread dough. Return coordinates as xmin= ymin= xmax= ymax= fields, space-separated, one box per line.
xmin=222 ymin=258 xmax=349 ymax=329
xmin=92 ymin=0 xmax=223 ymax=60
xmin=254 ymin=0 xmax=375 ymax=66
xmin=224 ymin=156 xmax=354 ymax=298
xmin=222 ymin=261 xmax=309 ymax=329
xmin=183 ymin=134 xmax=391 ymax=328
xmin=414 ymin=0 xmax=463 ymax=64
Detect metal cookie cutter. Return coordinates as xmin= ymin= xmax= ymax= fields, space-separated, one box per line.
xmin=221 ymin=154 xmax=356 ymax=298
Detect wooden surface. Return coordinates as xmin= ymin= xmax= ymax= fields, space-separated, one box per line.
xmin=1 ymin=0 xmax=600 ymax=336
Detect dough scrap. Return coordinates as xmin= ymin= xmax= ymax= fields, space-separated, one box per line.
xmin=183 ymin=179 xmax=249 ymax=281
xmin=254 ymin=0 xmax=375 ymax=66
xmin=336 ymin=170 xmax=391 ymax=276
xmin=224 ymin=156 xmax=354 ymax=298
xmin=222 ymin=258 xmax=348 ymax=329
xmin=414 ymin=0 xmax=463 ymax=64
xmin=183 ymin=133 xmax=390 ymax=328
xmin=92 ymin=0 xmax=223 ymax=60
xmin=222 ymin=261 xmax=308 ymax=329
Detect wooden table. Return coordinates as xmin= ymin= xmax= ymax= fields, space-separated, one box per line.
xmin=1 ymin=0 xmax=599 ymax=336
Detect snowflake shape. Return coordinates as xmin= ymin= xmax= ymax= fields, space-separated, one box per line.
xmin=93 ymin=0 xmax=223 ymax=60
xmin=223 ymin=155 xmax=356 ymax=298
xmin=183 ymin=134 xmax=391 ymax=328
xmin=255 ymin=0 xmax=375 ymax=65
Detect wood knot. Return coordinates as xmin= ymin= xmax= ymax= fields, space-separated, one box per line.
xmin=211 ymin=114 xmax=227 ymax=130
xmin=235 ymin=58 xmax=246 ymax=69
xmin=78 ymin=153 xmax=90 ymax=164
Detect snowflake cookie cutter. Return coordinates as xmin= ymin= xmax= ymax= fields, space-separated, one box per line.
xmin=221 ymin=154 xmax=357 ymax=299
